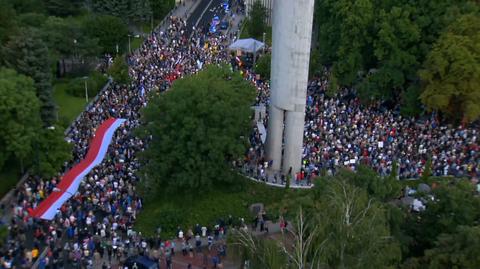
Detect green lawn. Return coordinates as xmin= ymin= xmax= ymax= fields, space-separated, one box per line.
xmin=53 ymin=79 xmax=88 ymax=126
xmin=131 ymin=36 xmax=145 ymax=51
xmin=135 ymin=176 xmax=305 ymax=237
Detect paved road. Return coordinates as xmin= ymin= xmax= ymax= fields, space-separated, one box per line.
xmin=186 ymin=0 xmax=227 ymax=36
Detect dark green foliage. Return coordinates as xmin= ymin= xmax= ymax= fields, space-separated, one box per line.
xmin=2 ymin=28 xmax=56 ymax=125
xmin=84 ymin=15 xmax=128 ymax=54
xmin=419 ymin=14 xmax=480 ymax=122
xmin=403 ymin=180 xmax=480 ymax=256
xmin=137 ymin=65 xmax=256 ymax=197
xmin=135 ymin=178 xmax=288 ymax=237
xmin=17 ymin=12 xmax=48 ymax=28
xmin=247 ymin=0 xmax=267 ymax=40
xmin=400 ymin=85 xmax=423 ymax=117
xmin=66 ymin=71 xmax=108 ymax=98
xmin=150 ymin=0 xmax=174 ymax=20
xmin=312 ymin=0 xmax=479 ymax=120
xmin=420 ymin=159 xmax=432 ymax=182
xmin=107 ymin=55 xmax=130 ymax=84
xmin=313 ymin=178 xmax=402 ymax=268
xmin=0 ymin=68 xmax=42 ymax=171
xmin=92 ymin=0 xmax=153 ymax=23
xmin=44 ymin=0 xmax=82 ymax=17
xmin=254 ymin=53 xmax=270 ymax=80
xmin=7 ymin=0 xmax=46 ymax=14
xmin=0 ymin=0 xmax=18 ymax=43
xmin=420 ymin=226 xmax=480 ymax=269
xmin=324 ymin=165 xmax=402 ymax=202
xmin=32 ymin=125 xmax=72 ymax=178
xmin=41 ymin=16 xmax=101 ymax=60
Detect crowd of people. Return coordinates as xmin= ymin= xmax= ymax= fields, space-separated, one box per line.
xmin=1 ymin=1 xmax=479 ymax=268
xmin=0 ymin=12 xmax=238 ymax=269
xmin=239 ymin=66 xmax=479 ymax=184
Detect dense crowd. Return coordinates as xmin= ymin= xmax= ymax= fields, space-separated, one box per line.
xmin=1 ymin=2 xmax=479 ymax=268
xmin=239 ymin=67 xmax=479 ymax=184
xmin=1 ymin=14 xmax=235 ymax=269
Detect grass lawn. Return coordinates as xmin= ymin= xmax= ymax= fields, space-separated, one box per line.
xmin=53 ymin=78 xmax=88 ymax=126
xmin=135 ymin=175 xmax=307 ymax=237
xmin=0 ymin=161 xmax=21 ymax=197
xmin=131 ymin=36 xmax=145 ymax=51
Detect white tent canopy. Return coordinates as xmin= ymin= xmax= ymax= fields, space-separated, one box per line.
xmin=228 ymin=38 xmax=265 ymax=53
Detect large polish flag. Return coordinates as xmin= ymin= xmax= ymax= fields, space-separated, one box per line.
xmin=30 ymin=118 xmax=126 ymax=220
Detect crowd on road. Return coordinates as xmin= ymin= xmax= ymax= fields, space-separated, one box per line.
xmin=0 ymin=14 xmax=237 ymax=269
xmin=1 ymin=0 xmax=479 ymax=268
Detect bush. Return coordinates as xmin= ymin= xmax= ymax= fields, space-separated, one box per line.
xmin=66 ymin=71 xmax=108 ymax=98
xmin=255 ymin=53 xmax=271 ymax=80
xmin=107 ymin=55 xmax=130 ymax=85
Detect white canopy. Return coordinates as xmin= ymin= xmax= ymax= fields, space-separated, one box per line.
xmin=228 ymin=38 xmax=265 ymax=53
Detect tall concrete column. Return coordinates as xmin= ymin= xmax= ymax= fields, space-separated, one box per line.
xmin=266 ymin=0 xmax=314 ymax=176
xmin=266 ymin=105 xmax=284 ymax=171
xmin=283 ymin=108 xmax=306 ymax=175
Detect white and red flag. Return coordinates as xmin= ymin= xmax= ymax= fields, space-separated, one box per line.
xmin=30 ymin=118 xmax=126 ymax=220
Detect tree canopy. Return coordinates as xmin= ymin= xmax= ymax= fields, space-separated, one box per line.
xmin=312 ymin=0 xmax=480 ymax=121
xmin=419 ymin=14 xmax=480 ymax=122
xmin=2 ymin=27 xmax=56 ymax=125
xmin=0 ymin=68 xmax=41 ymax=170
xmin=137 ymin=65 xmax=256 ymax=197
xmin=247 ymin=0 xmax=267 ymax=40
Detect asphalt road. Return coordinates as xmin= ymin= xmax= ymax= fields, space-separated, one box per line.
xmin=186 ymin=0 xmax=227 ymax=36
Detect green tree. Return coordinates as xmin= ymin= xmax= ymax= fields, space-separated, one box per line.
xmin=107 ymin=55 xmax=130 ymax=85
xmin=128 ymin=0 xmax=152 ymax=23
xmin=84 ymin=15 xmax=128 ymax=54
xmin=7 ymin=0 xmax=46 ymax=14
xmin=150 ymin=0 xmax=174 ymax=20
xmin=42 ymin=16 xmax=101 ymax=61
xmin=404 ymin=180 xmax=480 ymax=256
xmin=91 ymin=0 xmax=153 ymax=23
xmin=91 ymin=0 xmax=129 ymax=18
xmin=421 ymin=226 xmax=480 ymax=269
xmin=44 ymin=0 xmax=81 ymax=16
xmin=0 ymin=0 xmax=17 ymax=44
xmin=0 ymin=68 xmax=42 ymax=171
xmin=33 ymin=125 xmax=72 ymax=178
xmin=359 ymin=5 xmax=420 ymax=101
xmin=255 ymin=53 xmax=271 ymax=80
xmin=313 ymin=177 xmax=401 ymax=268
xmin=137 ymin=65 xmax=256 ymax=196
xmin=332 ymin=0 xmax=375 ymax=86
xmin=336 ymin=165 xmax=401 ymax=202
xmin=248 ymin=0 xmax=267 ymax=40
xmin=419 ymin=14 xmax=480 ymax=122
xmin=2 ymin=28 xmax=56 ymax=125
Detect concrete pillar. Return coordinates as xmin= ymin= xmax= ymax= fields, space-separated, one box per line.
xmin=266 ymin=105 xmax=284 ymax=171
xmin=283 ymin=109 xmax=305 ymax=175
xmin=266 ymin=0 xmax=314 ymax=176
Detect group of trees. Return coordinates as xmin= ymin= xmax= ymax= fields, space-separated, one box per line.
xmin=313 ymin=0 xmax=479 ymax=122
xmin=137 ymin=66 xmax=256 ymax=198
xmin=233 ymin=167 xmax=480 ymax=269
xmin=0 ymin=0 xmax=173 ymax=179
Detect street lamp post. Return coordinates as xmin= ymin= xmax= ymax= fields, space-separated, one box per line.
xmin=73 ymin=39 xmax=77 ymax=60
xmin=83 ymin=76 xmax=88 ymax=103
